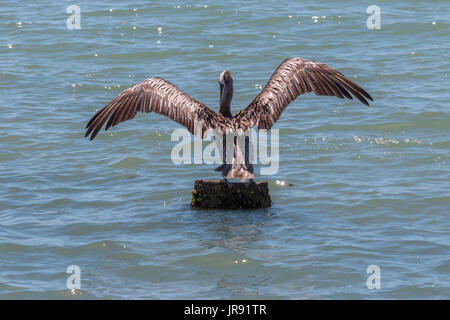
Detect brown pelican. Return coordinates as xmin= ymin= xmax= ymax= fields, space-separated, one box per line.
xmin=85 ymin=57 xmax=373 ymax=182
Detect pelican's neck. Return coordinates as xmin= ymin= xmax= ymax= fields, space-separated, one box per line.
xmin=219 ymin=82 xmax=233 ymax=119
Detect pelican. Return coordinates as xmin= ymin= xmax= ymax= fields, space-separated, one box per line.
xmin=85 ymin=58 xmax=373 ymax=183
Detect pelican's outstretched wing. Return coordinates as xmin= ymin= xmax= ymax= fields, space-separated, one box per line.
xmin=233 ymin=58 xmax=373 ymax=131
xmin=85 ymin=77 xmax=231 ymax=140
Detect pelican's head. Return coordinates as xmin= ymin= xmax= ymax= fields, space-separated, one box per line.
xmin=219 ymin=70 xmax=233 ymax=86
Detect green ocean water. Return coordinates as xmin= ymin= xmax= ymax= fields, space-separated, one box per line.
xmin=0 ymin=0 xmax=449 ymax=299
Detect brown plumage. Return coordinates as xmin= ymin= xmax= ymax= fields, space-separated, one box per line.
xmin=85 ymin=58 xmax=373 ymax=181
xmin=233 ymin=58 xmax=373 ymax=131
xmin=85 ymin=77 xmax=232 ymax=140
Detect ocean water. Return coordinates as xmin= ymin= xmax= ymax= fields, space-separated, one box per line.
xmin=0 ymin=0 xmax=449 ymax=299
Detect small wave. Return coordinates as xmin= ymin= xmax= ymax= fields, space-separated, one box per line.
xmin=111 ymin=156 xmax=146 ymax=168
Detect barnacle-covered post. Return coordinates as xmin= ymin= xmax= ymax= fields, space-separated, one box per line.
xmin=191 ymin=180 xmax=272 ymax=209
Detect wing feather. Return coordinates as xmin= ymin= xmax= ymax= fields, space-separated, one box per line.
xmin=85 ymin=77 xmax=232 ymax=140
xmin=234 ymin=58 xmax=373 ymax=130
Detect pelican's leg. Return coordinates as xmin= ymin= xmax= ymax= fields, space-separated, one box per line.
xmin=222 ymin=178 xmax=233 ymax=189
xmin=244 ymin=179 xmax=255 ymax=189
